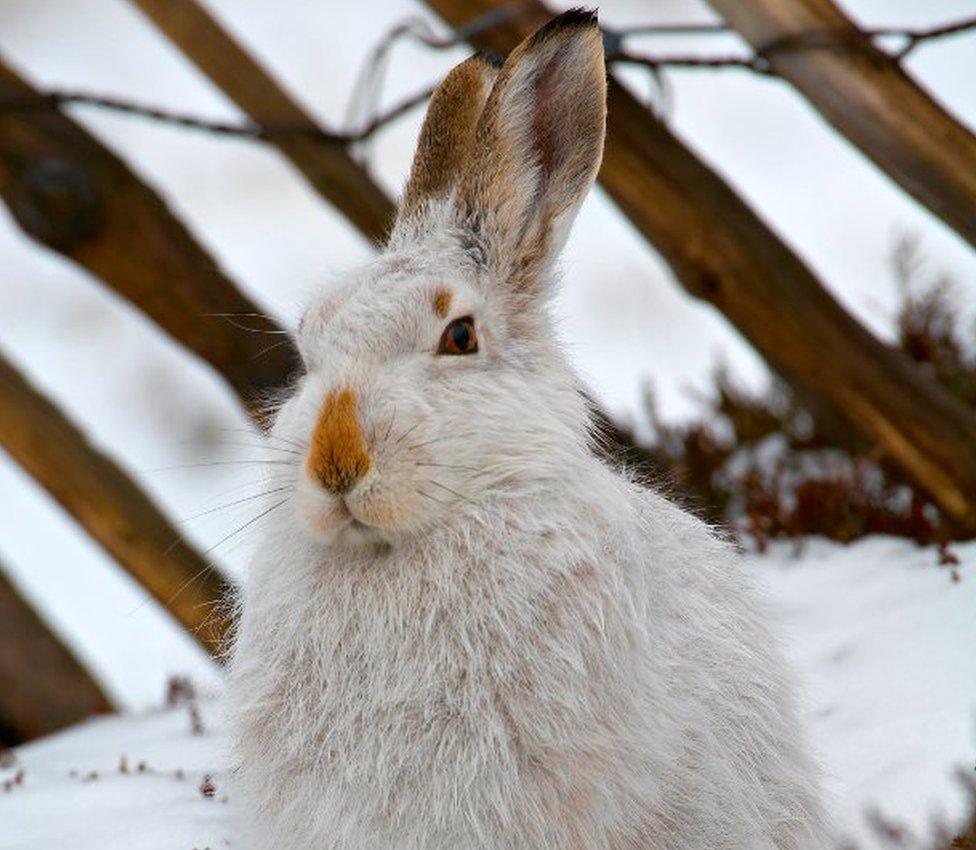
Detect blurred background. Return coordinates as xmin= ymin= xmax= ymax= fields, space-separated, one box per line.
xmin=1 ymin=1 xmax=975 ymax=847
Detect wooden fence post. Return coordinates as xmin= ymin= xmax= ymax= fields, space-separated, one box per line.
xmin=0 ymin=353 xmax=233 ymax=658
xmin=0 ymin=57 xmax=301 ymax=424
xmin=0 ymin=562 xmax=113 ymax=745
xmin=704 ymin=0 xmax=976 ymax=252
xmin=128 ymin=0 xmax=395 ymax=244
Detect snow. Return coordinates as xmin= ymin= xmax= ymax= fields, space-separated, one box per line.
xmin=1 ymin=696 xmax=233 ymax=850
xmin=3 ymin=537 xmax=974 ymax=850
xmin=750 ymin=538 xmax=976 ymax=847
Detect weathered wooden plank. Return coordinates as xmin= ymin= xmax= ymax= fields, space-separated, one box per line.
xmin=0 ymin=353 xmax=232 ymax=658
xmin=0 ymin=57 xmax=302 ymax=424
xmin=0 ymin=562 xmax=113 ymax=745
xmin=129 ymin=0 xmax=395 ymax=244
xmin=706 ymin=0 xmax=976 ymax=251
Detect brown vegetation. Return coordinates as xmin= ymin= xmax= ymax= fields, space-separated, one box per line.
xmin=618 ymin=240 xmax=976 ymax=549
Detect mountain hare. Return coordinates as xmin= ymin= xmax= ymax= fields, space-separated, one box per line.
xmin=228 ymin=10 xmax=830 ymax=849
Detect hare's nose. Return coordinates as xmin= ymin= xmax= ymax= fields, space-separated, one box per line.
xmin=306 ymin=387 xmax=371 ymax=495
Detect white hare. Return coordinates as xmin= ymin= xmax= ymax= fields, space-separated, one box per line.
xmin=228 ymin=10 xmax=830 ymax=849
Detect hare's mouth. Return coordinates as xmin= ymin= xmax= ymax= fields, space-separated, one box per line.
xmin=324 ymin=499 xmax=373 ymax=537
xmin=306 ymin=491 xmax=390 ymax=548
xmin=333 ymin=511 xmax=390 ymax=550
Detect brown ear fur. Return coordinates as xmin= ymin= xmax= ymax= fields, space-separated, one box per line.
xmin=395 ymin=52 xmax=500 ymax=230
xmin=458 ymin=9 xmax=606 ymax=294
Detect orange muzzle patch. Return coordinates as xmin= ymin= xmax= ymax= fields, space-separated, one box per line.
xmin=307 ymin=388 xmax=371 ymax=494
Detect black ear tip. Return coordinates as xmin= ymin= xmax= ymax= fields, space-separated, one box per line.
xmin=557 ymin=7 xmax=599 ymax=28
xmin=474 ymin=49 xmax=505 ymax=69
xmin=529 ymin=8 xmax=599 ymax=47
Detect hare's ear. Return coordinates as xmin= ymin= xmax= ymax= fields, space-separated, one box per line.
xmin=457 ymin=9 xmax=605 ymax=296
xmin=391 ymin=52 xmax=500 ymax=242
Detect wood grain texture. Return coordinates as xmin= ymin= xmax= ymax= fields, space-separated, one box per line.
xmin=419 ymin=0 xmax=976 ymax=530
xmin=705 ymin=0 xmax=976 ymax=251
xmin=0 ymin=354 xmax=232 ymax=658
xmin=0 ymin=563 xmax=113 ymax=745
xmin=0 ymin=58 xmax=301 ymax=424
xmin=129 ymin=0 xmax=395 ymax=244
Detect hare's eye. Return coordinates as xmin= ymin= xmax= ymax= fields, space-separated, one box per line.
xmin=437 ymin=317 xmax=478 ymax=356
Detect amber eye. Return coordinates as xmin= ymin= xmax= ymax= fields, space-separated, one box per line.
xmin=437 ymin=316 xmax=478 ymax=355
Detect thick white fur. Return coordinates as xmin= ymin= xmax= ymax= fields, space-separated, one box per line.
xmin=228 ymin=14 xmax=830 ymax=850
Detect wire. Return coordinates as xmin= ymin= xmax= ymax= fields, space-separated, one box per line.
xmin=1 ymin=12 xmax=972 ymax=146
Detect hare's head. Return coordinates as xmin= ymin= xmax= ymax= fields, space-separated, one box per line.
xmin=278 ymin=10 xmax=606 ymax=548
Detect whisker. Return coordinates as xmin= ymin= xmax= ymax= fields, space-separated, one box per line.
xmin=427 ymin=479 xmax=478 ymax=507
xmin=406 ymin=437 xmax=444 ymax=451
xmin=209 ymin=440 xmax=303 ymax=456
xmin=268 ymin=437 xmax=308 ymax=453
xmin=205 ymin=313 xmax=292 ymax=335
xmin=250 ymin=339 xmax=294 ymax=361
xmin=132 ymin=469 xmax=293 ymax=619
xmin=383 ymin=406 xmax=398 ymax=443
xmin=415 ymin=488 xmax=449 ymax=507
xmin=394 ymin=421 xmax=423 ymax=445
xmin=178 ymin=486 xmax=295 ymax=523
xmin=187 ymin=470 xmax=297 ymax=504
xmin=217 ymin=428 xmax=306 ymax=451
xmin=160 ymin=471 xmax=295 ymax=558
xmin=206 ymin=311 xmax=282 ymax=320
xmin=415 ymin=461 xmax=482 ymax=473
xmin=146 ymin=460 xmax=299 ymax=472
xmin=198 ymin=498 xmax=290 ymax=560
xmin=160 ymin=560 xmax=223 ymax=615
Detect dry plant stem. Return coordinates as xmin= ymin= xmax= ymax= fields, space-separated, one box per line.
xmin=0 ymin=563 xmax=113 ymax=745
xmin=705 ymin=0 xmax=976 ymax=251
xmin=420 ymin=0 xmax=976 ymax=532
xmin=128 ymin=0 xmax=395 ymax=244
xmin=0 ymin=58 xmax=301 ymax=424
xmin=0 ymin=354 xmax=232 ymax=658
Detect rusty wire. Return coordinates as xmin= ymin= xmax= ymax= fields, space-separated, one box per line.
xmin=0 ymin=9 xmax=973 ymax=146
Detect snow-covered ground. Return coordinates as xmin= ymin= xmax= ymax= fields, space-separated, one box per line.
xmin=754 ymin=538 xmax=976 ymax=846
xmin=3 ymin=536 xmax=973 ymax=850
xmin=1 ymin=694 xmax=233 ymax=850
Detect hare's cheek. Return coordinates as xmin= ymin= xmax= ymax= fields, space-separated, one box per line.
xmin=344 ymin=478 xmax=432 ymax=532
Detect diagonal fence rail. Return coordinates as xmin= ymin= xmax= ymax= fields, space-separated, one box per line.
xmin=704 ymin=0 xmax=976 ymax=252
xmin=0 ymin=561 xmax=113 ymax=745
xmin=128 ymin=0 xmax=395 ymax=244
xmin=0 ymin=57 xmax=302 ymax=424
xmin=0 ymin=352 xmax=232 ymax=659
